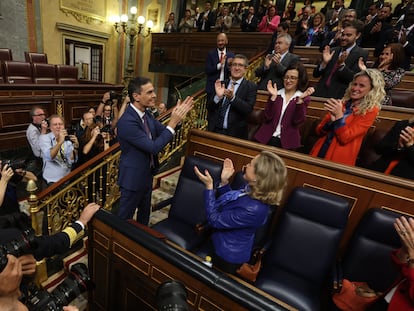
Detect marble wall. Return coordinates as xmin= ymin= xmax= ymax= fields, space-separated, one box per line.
xmin=0 ymin=0 xmax=29 ymax=61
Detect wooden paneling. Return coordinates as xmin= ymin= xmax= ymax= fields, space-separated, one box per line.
xmin=150 ymin=32 xmax=272 ymax=75
xmin=88 ymin=216 xmax=289 ymax=311
xmin=0 ymin=84 xmax=123 ymax=150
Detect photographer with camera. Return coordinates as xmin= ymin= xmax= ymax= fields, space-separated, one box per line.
xmin=0 ymin=161 xmax=37 ymax=216
xmin=0 ymin=203 xmax=99 ymax=310
xmin=96 ymin=91 xmax=121 ymax=132
xmin=77 ymin=118 xmax=111 ymax=167
xmin=39 ymin=115 xmax=79 ymax=186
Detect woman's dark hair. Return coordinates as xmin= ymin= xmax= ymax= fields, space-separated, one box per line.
xmin=284 ymin=62 xmax=309 ymax=92
xmin=386 ymin=43 xmax=405 ymax=70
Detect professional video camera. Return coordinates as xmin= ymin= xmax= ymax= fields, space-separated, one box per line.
xmin=0 ymin=227 xmax=36 ymax=272
xmin=25 ymin=263 xmax=93 ymax=311
xmin=156 ymin=280 xmax=189 ymax=311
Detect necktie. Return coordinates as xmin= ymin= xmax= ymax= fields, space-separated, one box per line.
xmin=142 ymin=113 xmax=152 ymax=139
xmin=325 ymin=49 xmax=346 ymax=87
xmin=216 ymin=81 xmax=237 ymax=129
xmin=142 ymin=114 xmax=154 ymax=167
xmin=220 ymin=51 xmax=224 ymax=62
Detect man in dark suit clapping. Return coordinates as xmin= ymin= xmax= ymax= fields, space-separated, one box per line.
xmin=313 ymin=20 xmax=368 ymax=99
xmin=207 ymin=54 xmax=257 ymax=140
xmin=116 ymin=77 xmax=193 ymax=224
xmin=256 ymin=33 xmax=300 ymax=90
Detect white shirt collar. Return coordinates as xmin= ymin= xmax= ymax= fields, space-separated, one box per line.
xmin=130 ymin=103 xmax=145 ymax=119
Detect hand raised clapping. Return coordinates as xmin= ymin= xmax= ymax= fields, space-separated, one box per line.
xmin=324 ymin=98 xmax=344 ymax=121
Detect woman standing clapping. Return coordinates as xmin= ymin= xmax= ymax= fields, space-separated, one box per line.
xmin=310 ymin=69 xmax=385 ymax=165
xmin=258 ymin=5 xmax=280 ymax=33
xmin=254 ymin=63 xmax=315 ymax=150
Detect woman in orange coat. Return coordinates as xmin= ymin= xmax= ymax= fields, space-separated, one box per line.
xmin=310 ymin=69 xmax=385 ymax=166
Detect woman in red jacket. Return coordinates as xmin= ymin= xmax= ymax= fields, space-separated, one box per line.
xmin=309 ymin=69 xmax=385 ymax=166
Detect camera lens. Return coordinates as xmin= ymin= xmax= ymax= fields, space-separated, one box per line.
xmin=156 ymin=280 xmax=188 ymax=311
xmin=51 ymin=263 xmax=93 ymax=307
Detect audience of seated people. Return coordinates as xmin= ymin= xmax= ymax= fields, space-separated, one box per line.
xmin=193 ymin=151 xmax=287 ymax=274
xmin=254 ymin=63 xmax=315 ymax=150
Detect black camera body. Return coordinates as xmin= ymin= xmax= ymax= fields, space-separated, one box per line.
xmin=100 ymin=124 xmax=112 ymax=134
xmin=2 ymin=159 xmax=26 ymax=171
xmin=25 ymin=263 xmax=93 ymax=311
xmin=109 ymin=90 xmax=119 ymax=101
xmin=0 ymin=228 xmax=36 ymax=272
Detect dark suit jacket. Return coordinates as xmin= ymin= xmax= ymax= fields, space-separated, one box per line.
xmin=370 ymin=120 xmax=414 ymax=180
xmin=117 ymin=105 xmax=173 ymax=192
xmin=313 ymin=45 xmax=368 ymax=98
xmin=205 ymin=49 xmax=235 ymax=99
xmin=255 ymin=52 xmax=300 ymax=90
xmin=207 ymin=78 xmax=257 ymax=139
xmin=240 ymin=14 xmax=259 ymax=32
xmin=197 ymin=10 xmax=215 ymax=32
xmin=254 ymin=93 xmax=310 ymax=149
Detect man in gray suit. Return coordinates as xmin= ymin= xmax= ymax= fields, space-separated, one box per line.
xmin=255 ymin=34 xmax=300 ymax=90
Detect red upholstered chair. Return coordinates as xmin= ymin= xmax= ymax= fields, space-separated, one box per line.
xmin=32 ymin=63 xmax=56 ymax=84
xmin=3 ymin=61 xmax=33 ymax=84
xmin=25 ymin=52 xmax=48 ymax=63
xmin=0 ymin=48 xmax=13 ymax=61
xmin=56 ymin=65 xmax=78 ymax=84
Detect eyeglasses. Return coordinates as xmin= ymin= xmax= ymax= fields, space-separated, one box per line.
xmin=104 ymin=109 xmax=112 ymax=112
xmin=283 ymin=76 xmax=299 ymax=81
xmin=231 ymin=63 xmax=246 ymax=68
xmin=34 ymin=113 xmax=46 ymax=116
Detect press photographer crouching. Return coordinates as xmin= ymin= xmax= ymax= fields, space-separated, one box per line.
xmin=0 ymin=202 xmax=100 ymax=310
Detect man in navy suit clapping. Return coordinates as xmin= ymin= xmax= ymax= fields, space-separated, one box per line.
xmin=117 ymin=77 xmax=193 ymax=224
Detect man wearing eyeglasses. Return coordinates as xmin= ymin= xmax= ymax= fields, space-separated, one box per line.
xmin=255 ymin=33 xmax=299 ymax=91
xmin=207 ymin=54 xmax=257 ymax=140
xmin=26 ymin=107 xmax=48 ymax=176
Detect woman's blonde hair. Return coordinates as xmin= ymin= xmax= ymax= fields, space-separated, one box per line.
xmin=342 ymin=69 xmax=385 ymax=115
xmin=249 ymin=151 xmax=287 ymax=205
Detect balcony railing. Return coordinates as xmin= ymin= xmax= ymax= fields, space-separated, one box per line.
xmin=27 ymin=53 xmax=263 ymax=283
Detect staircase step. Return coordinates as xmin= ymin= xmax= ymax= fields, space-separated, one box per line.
xmin=159 ymin=170 xmax=181 ymax=194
